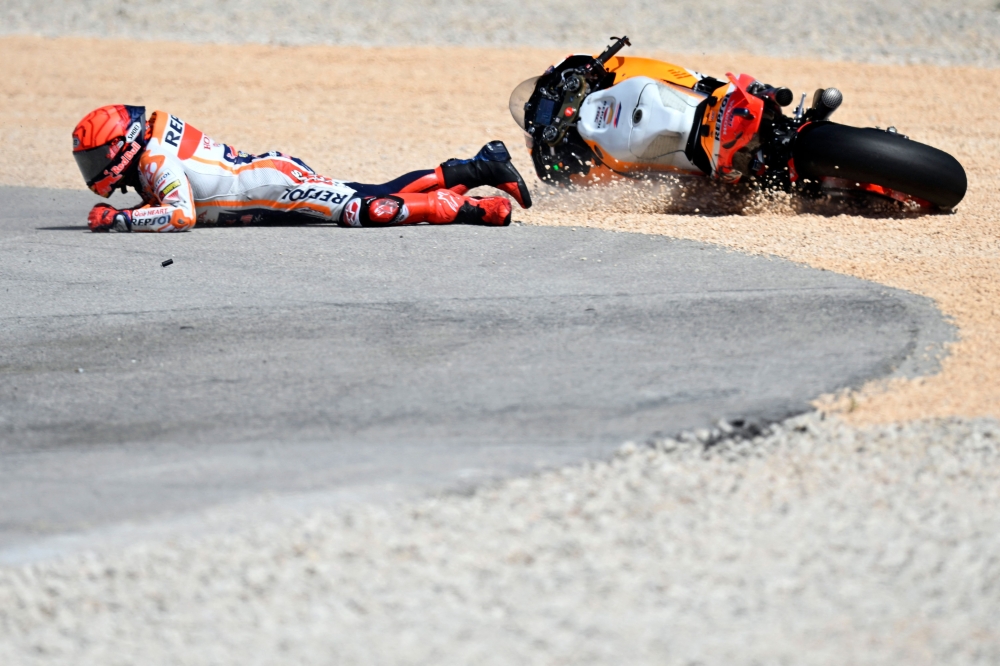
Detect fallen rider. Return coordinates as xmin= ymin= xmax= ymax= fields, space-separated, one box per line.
xmin=72 ymin=105 xmax=532 ymax=232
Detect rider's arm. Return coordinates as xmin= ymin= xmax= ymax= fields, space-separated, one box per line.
xmin=126 ymin=152 xmax=197 ymax=232
xmin=88 ymin=152 xmax=197 ymax=233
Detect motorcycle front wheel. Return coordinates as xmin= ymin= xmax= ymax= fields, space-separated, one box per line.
xmin=792 ymin=122 xmax=967 ymax=210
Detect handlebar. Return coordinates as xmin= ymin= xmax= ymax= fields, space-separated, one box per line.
xmin=595 ymin=36 xmax=631 ymax=66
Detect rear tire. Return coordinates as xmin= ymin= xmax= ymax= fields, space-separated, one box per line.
xmin=793 ymin=122 xmax=967 ymax=209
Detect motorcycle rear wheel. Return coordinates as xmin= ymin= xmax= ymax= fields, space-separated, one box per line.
xmin=792 ymin=122 xmax=967 ymax=210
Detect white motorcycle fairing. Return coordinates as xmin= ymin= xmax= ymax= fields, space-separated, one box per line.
xmin=577 ymin=76 xmax=706 ymax=172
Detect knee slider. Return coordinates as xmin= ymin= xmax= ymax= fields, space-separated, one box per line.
xmin=342 ymin=195 xmax=407 ymax=227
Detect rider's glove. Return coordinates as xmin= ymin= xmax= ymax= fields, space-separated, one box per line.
xmin=88 ymin=204 xmax=132 ymax=233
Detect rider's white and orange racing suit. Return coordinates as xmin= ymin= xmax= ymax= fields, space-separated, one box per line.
xmin=128 ymin=110 xmax=358 ymax=232
xmin=88 ymin=108 xmax=532 ymax=232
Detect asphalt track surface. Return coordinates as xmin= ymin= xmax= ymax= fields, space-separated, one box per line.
xmin=0 ymin=186 xmax=951 ymax=560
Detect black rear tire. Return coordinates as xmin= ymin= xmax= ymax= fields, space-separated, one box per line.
xmin=793 ymin=122 xmax=967 ymax=209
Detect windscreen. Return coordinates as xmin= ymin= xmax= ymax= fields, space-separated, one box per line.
xmin=509 ymin=77 xmax=540 ymax=129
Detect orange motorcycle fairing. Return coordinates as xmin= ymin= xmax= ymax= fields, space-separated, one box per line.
xmin=603 ymin=56 xmax=702 ymax=90
xmin=700 ymin=73 xmax=765 ymax=183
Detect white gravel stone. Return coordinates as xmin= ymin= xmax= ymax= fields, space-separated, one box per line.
xmin=2 ymin=412 xmax=1000 ymax=665
xmin=2 ymin=0 xmax=1000 ymax=67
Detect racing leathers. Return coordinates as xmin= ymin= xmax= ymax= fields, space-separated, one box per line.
xmin=90 ymin=110 xmax=530 ymax=232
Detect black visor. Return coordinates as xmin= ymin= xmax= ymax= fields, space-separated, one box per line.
xmin=73 ymin=142 xmax=119 ymax=186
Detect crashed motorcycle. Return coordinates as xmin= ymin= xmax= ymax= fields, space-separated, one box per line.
xmin=509 ymin=36 xmax=967 ymax=210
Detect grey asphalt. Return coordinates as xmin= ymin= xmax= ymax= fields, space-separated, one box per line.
xmin=0 ymin=186 xmax=952 ymax=561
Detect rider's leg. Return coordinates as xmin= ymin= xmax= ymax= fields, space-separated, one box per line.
xmin=340 ymin=190 xmax=511 ymax=227
xmin=343 ymin=169 xmax=435 ymax=197
xmin=344 ymin=141 xmax=532 ymax=208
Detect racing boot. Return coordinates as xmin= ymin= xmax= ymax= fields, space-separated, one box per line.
xmin=437 ymin=141 xmax=533 ymax=209
xmin=343 ymin=190 xmax=512 ymax=227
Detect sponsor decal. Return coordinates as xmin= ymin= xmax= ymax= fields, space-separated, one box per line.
xmin=613 ymin=102 xmax=622 ymax=128
xmin=110 ymin=142 xmax=140 ymax=175
xmin=164 ymin=115 xmax=184 ymax=148
xmin=132 ymin=215 xmax=169 ymax=227
xmin=280 ymin=186 xmax=349 ymax=205
xmin=125 ymin=121 xmax=142 ymax=143
xmin=130 ymin=208 xmax=171 ymax=227
xmin=343 ymin=198 xmax=362 ymax=226
xmin=713 ymin=95 xmax=730 ymax=142
xmin=202 ymin=135 xmax=213 ymax=151
xmin=159 ymin=180 xmax=181 ymax=198
xmin=593 ymin=100 xmax=611 ymax=129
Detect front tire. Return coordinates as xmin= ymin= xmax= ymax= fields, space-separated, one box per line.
xmin=793 ymin=122 xmax=967 ymax=209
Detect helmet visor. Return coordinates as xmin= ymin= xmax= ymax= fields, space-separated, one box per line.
xmin=73 ymin=142 xmax=118 ymax=187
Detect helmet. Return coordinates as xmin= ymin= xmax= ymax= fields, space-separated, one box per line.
xmin=72 ymin=105 xmax=147 ymax=197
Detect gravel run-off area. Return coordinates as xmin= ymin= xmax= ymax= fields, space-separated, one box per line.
xmin=2 ymin=1 xmax=1000 ymax=663
xmin=3 ymin=0 xmax=1000 ymax=67
xmin=2 ymin=414 xmax=1000 ymax=665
